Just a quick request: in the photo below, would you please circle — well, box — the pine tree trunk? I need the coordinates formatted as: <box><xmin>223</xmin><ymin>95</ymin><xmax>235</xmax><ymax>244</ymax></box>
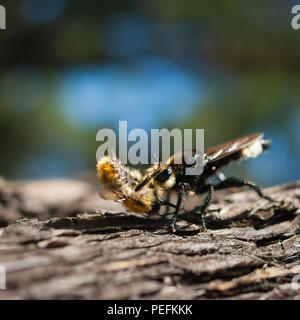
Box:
<box><xmin>0</xmin><ymin>178</ymin><xmax>299</xmax><ymax>299</ymax></box>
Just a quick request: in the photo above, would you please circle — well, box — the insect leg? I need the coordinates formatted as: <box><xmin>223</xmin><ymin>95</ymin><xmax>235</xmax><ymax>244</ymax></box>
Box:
<box><xmin>213</xmin><ymin>177</ymin><xmax>280</xmax><ymax>203</ymax></box>
<box><xmin>159</xmin><ymin>199</ymin><xmax>176</xmax><ymax>209</ymax></box>
<box><xmin>193</xmin><ymin>185</ymin><xmax>214</xmax><ymax>231</ymax></box>
<box><xmin>157</xmin><ymin>198</ymin><xmax>176</xmax><ymax>217</ymax></box>
<box><xmin>164</xmin><ymin>191</ymin><xmax>172</xmax><ymax>214</ymax></box>
<box><xmin>170</xmin><ymin>185</ymin><xmax>186</xmax><ymax>232</ymax></box>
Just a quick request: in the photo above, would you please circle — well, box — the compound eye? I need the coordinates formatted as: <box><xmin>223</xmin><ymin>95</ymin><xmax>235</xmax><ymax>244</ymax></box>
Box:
<box><xmin>156</xmin><ymin>167</ymin><xmax>173</xmax><ymax>183</ymax></box>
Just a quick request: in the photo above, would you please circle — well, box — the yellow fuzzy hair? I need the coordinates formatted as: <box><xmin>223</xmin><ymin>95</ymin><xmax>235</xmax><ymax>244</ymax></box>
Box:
<box><xmin>97</xmin><ymin>155</ymin><xmax>118</xmax><ymax>186</ymax></box>
<box><xmin>97</xmin><ymin>155</ymin><xmax>156</xmax><ymax>213</ymax></box>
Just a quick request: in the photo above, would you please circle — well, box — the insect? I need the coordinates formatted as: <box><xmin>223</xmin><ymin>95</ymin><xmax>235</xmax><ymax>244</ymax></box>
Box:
<box><xmin>97</xmin><ymin>132</ymin><xmax>281</xmax><ymax>232</ymax></box>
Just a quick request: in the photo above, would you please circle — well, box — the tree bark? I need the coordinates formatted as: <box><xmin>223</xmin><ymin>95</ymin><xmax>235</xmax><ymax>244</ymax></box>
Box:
<box><xmin>0</xmin><ymin>178</ymin><xmax>299</xmax><ymax>299</ymax></box>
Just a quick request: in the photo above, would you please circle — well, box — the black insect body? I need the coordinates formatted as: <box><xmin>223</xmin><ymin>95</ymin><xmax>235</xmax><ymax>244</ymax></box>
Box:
<box><xmin>136</xmin><ymin>132</ymin><xmax>280</xmax><ymax>232</ymax></box>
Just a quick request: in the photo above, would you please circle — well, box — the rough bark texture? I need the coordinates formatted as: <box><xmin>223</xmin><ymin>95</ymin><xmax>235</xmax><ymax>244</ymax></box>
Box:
<box><xmin>0</xmin><ymin>177</ymin><xmax>300</xmax><ymax>300</ymax></box>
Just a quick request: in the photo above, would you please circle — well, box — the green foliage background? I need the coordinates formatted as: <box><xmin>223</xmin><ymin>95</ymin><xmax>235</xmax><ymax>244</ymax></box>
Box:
<box><xmin>0</xmin><ymin>0</ymin><xmax>299</xmax><ymax>186</ymax></box>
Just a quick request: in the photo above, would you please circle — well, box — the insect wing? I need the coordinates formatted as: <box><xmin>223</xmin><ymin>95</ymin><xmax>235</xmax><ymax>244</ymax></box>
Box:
<box><xmin>204</xmin><ymin>132</ymin><xmax>266</xmax><ymax>163</ymax></box>
<box><xmin>98</xmin><ymin>186</ymin><xmax>121</xmax><ymax>201</ymax></box>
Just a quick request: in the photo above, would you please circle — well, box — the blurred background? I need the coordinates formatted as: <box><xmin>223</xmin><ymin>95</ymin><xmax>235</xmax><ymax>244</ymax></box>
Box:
<box><xmin>0</xmin><ymin>0</ymin><xmax>299</xmax><ymax>186</ymax></box>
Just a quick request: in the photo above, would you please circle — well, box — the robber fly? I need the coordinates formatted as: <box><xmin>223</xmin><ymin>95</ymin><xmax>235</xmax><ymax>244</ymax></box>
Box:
<box><xmin>97</xmin><ymin>132</ymin><xmax>280</xmax><ymax>232</ymax></box>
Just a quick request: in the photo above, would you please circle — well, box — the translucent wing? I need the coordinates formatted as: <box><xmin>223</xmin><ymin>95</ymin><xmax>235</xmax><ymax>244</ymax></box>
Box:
<box><xmin>98</xmin><ymin>186</ymin><xmax>122</xmax><ymax>201</ymax></box>
<box><xmin>204</xmin><ymin>132</ymin><xmax>270</xmax><ymax>164</ymax></box>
